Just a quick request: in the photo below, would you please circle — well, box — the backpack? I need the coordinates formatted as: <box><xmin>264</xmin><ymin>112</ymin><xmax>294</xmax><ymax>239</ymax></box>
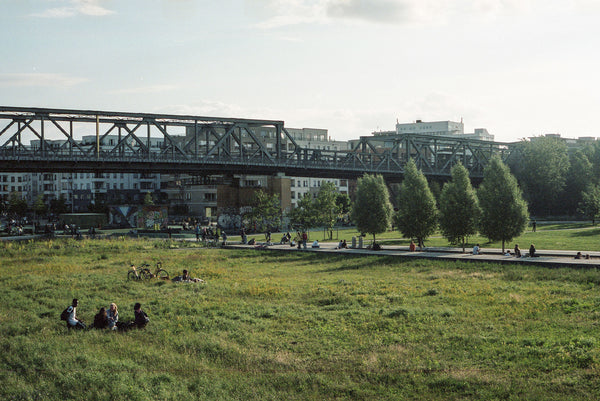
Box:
<box><xmin>60</xmin><ymin>307</ymin><xmax>70</xmax><ymax>321</ymax></box>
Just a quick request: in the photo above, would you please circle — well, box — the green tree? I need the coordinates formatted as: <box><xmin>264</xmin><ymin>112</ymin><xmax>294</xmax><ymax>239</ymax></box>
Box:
<box><xmin>244</xmin><ymin>190</ymin><xmax>281</xmax><ymax>232</ymax></box>
<box><xmin>511</xmin><ymin>136</ymin><xmax>569</xmax><ymax>215</ymax></box>
<box><xmin>438</xmin><ymin>162</ymin><xmax>480</xmax><ymax>252</ymax></box>
<box><xmin>315</xmin><ymin>182</ymin><xmax>341</xmax><ymax>239</ymax></box>
<box><xmin>558</xmin><ymin>150</ymin><xmax>593</xmax><ymax>215</ymax></box>
<box><xmin>335</xmin><ymin>192</ymin><xmax>351</xmax><ymax>215</ymax></box>
<box><xmin>143</xmin><ymin>192</ymin><xmax>155</xmax><ymax>205</ymax></box>
<box><xmin>7</xmin><ymin>192</ymin><xmax>28</xmax><ymax>217</ymax></box>
<box><xmin>49</xmin><ymin>194</ymin><xmax>69</xmax><ymax>215</ymax></box>
<box><xmin>351</xmin><ymin>174</ymin><xmax>393</xmax><ymax>245</ymax></box>
<box><xmin>33</xmin><ymin>195</ymin><xmax>47</xmax><ymax>218</ymax></box>
<box><xmin>394</xmin><ymin>159</ymin><xmax>438</xmax><ymax>248</ymax></box>
<box><xmin>288</xmin><ymin>193</ymin><xmax>318</xmax><ymax>231</ymax></box>
<box><xmin>578</xmin><ymin>184</ymin><xmax>600</xmax><ymax>225</ymax></box>
<box><xmin>478</xmin><ymin>155</ymin><xmax>529</xmax><ymax>253</ymax></box>
<box><xmin>88</xmin><ymin>198</ymin><xmax>109</xmax><ymax>215</ymax></box>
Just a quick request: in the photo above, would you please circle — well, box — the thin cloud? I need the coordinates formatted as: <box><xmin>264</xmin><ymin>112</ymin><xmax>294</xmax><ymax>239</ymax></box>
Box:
<box><xmin>253</xmin><ymin>0</ymin><xmax>543</xmax><ymax>28</ymax></box>
<box><xmin>0</xmin><ymin>73</ymin><xmax>88</xmax><ymax>87</ymax></box>
<box><xmin>110</xmin><ymin>85</ymin><xmax>180</xmax><ymax>95</ymax></box>
<box><xmin>31</xmin><ymin>0</ymin><xmax>115</xmax><ymax>18</ymax></box>
<box><xmin>326</xmin><ymin>0</ymin><xmax>414</xmax><ymax>24</ymax></box>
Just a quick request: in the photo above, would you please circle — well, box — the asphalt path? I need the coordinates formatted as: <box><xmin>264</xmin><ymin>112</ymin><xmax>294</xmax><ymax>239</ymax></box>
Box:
<box><xmin>226</xmin><ymin>241</ymin><xmax>600</xmax><ymax>268</ymax></box>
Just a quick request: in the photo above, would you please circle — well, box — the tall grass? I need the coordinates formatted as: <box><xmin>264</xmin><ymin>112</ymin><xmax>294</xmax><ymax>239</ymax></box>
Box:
<box><xmin>1</xmin><ymin>238</ymin><xmax>600</xmax><ymax>400</ymax></box>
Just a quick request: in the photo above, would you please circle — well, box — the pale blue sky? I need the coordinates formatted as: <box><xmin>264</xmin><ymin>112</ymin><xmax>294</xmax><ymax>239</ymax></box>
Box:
<box><xmin>1</xmin><ymin>0</ymin><xmax>599</xmax><ymax>142</ymax></box>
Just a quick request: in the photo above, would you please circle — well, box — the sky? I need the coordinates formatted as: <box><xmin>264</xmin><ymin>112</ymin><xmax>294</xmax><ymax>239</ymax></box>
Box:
<box><xmin>1</xmin><ymin>0</ymin><xmax>600</xmax><ymax>143</ymax></box>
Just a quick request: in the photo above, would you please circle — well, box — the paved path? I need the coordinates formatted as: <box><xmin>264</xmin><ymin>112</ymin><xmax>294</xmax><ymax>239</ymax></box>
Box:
<box><xmin>225</xmin><ymin>241</ymin><xmax>600</xmax><ymax>268</ymax></box>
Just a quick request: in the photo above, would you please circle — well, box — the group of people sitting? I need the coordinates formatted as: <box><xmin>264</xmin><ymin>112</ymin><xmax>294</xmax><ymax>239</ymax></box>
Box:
<box><xmin>336</xmin><ymin>239</ymin><xmax>348</xmax><ymax>249</ymax></box>
<box><xmin>62</xmin><ymin>299</ymin><xmax>149</xmax><ymax>331</ymax></box>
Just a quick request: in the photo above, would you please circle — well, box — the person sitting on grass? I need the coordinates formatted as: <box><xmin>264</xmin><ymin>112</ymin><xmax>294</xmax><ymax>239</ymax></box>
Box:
<box><xmin>312</xmin><ymin>240</ymin><xmax>320</xmax><ymax>248</ymax></box>
<box><xmin>514</xmin><ymin>244</ymin><xmax>522</xmax><ymax>257</ymax></box>
<box><xmin>529</xmin><ymin>244</ymin><xmax>537</xmax><ymax>257</ymax></box>
<box><xmin>132</xmin><ymin>303</ymin><xmax>149</xmax><ymax>329</ymax></box>
<box><xmin>92</xmin><ymin>307</ymin><xmax>108</xmax><ymax>329</ymax></box>
<box><xmin>65</xmin><ymin>298</ymin><xmax>86</xmax><ymax>330</ymax></box>
<box><xmin>472</xmin><ymin>244</ymin><xmax>480</xmax><ymax>255</ymax></box>
<box><xmin>409</xmin><ymin>240</ymin><xmax>416</xmax><ymax>252</ymax></box>
<box><xmin>107</xmin><ymin>303</ymin><xmax>118</xmax><ymax>330</ymax></box>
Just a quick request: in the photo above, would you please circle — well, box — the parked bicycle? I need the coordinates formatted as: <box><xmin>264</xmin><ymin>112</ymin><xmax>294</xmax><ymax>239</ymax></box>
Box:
<box><xmin>127</xmin><ymin>262</ymin><xmax>169</xmax><ymax>281</ymax></box>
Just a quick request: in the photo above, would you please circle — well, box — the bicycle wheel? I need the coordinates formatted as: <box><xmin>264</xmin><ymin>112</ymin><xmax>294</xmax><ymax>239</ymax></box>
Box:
<box><xmin>127</xmin><ymin>270</ymin><xmax>138</xmax><ymax>281</ymax></box>
<box><xmin>156</xmin><ymin>269</ymin><xmax>169</xmax><ymax>280</ymax></box>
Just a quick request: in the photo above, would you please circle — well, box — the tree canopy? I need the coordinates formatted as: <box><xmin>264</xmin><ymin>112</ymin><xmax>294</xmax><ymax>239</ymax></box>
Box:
<box><xmin>478</xmin><ymin>155</ymin><xmax>529</xmax><ymax>252</ymax></box>
<box><xmin>314</xmin><ymin>182</ymin><xmax>342</xmax><ymax>239</ymax></box>
<box><xmin>394</xmin><ymin>159</ymin><xmax>438</xmax><ymax>248</ymax></box>
<box><xmin>578</xmin><ymin>184</ymin><xmax>600</xmax><ymax>225</ymax></box>
<box><xmin>438</xmin><ymin>162</ymin><xmax>480</xmax><ymax>252</ymax></box>
<box><xmin>511</xmin><ymin>136</ymin><xmax>569</xmax><ymax>215</ymax></box>
<box><xmin>244</xmin><ymin>190</ymin><xmax>281</xmax><ymax>232</ymax></box>
<box><xmin>350</xmin><ymin>174</ymin><xmax>393</xmax><ymax>244</ymax></box>
<box><xmin>288</xmin><ymin>193</ymin><xmax>319</xmax><ymax>231</ymax></box>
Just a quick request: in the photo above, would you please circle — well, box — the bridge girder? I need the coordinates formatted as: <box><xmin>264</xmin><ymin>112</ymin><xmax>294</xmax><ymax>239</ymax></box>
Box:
<box><xmin>0</xmin><ymin>106</ymin><xmax>517</xmax><ymax>181</ymax></box>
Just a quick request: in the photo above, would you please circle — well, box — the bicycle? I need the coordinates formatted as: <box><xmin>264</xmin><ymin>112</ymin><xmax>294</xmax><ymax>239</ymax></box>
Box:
<box><xmin>127</xmin><ymin>264</ymin><xmax>151</xmax><ymax>281</ymax></box>
<box><xmin>127</xmin><ymin>262</ymin><xmax>169</xmax><ymax>281</ymax></box>
<box><xmin>146</xmin><ymin>262</ymin><xmax>169</xmax><ymax>280</ymax></box>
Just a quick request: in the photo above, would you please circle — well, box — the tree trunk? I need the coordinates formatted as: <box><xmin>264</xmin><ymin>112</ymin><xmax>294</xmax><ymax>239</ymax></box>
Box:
<box><xmin>502</xmin><ymin>239</ymin><xmax>505</xmax><ymax>254</ymax></box>
<box><xmin>462</xmin><ymin>237</ymin><xmax>465</xmax><ymax>253</ymax></box>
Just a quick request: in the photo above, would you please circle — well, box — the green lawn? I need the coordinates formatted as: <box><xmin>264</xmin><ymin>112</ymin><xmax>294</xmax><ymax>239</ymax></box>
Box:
<box><xmin>2</xmin><ymin>237</ymin><xmax>600</xmax><ymax>400</ymax></box>
<box><xmin>299</xmin><ymin>222</ymin><xmax>600</xmax><ymax>252</ymax></box>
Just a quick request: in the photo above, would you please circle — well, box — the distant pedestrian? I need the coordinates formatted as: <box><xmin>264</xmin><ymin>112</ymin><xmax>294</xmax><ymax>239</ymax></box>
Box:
<box><xmin>532</xmin><ymin>220</ymin><xmax>537</xmax><ymax>232</ymax></box>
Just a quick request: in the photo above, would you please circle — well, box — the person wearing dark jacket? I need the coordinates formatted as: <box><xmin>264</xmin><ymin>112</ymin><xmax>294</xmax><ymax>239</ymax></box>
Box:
<box><xmin>92</xmin><ymin>307</ymin><xmax>108</xmax><ymax>329</ymax></box>
<box><xmin>133</xmin><ymin>303</ymin><xmax>149</xmax><ymax>329</ymax></box>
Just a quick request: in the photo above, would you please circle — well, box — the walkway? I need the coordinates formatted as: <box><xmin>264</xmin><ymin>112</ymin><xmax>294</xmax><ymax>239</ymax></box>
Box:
<box><xmin>226</xmin><ymin>241</ymin><xmax>600</xmax><ymax>268</ymax></box>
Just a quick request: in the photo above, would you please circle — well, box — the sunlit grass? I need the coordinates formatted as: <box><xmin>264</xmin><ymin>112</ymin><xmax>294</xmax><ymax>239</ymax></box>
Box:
<box><xmin>1</xmin><ymin>238</ymin><xmax>600</xmax><ymax>400</ymax></box>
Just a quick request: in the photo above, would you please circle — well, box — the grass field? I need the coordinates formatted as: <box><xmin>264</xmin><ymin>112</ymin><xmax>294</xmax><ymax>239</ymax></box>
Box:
<box><xmin>2</xmin><ymin>237</ymin><xmax>600</xmax><ymax>400</ymax></box>
<box><xmin>287</xmin><ymin>222</ymin><xmax>600</xmax><ymax>252</ymax></box>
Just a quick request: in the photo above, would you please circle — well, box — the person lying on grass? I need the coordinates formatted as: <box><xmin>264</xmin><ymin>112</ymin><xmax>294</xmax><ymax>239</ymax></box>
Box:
<box><xmin>172</xmin><ymin>269</ymin><xmax>205</xmax><ymax>283</ymax></box>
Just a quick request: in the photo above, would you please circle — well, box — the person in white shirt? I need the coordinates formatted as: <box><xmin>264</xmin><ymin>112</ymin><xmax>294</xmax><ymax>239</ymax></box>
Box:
<box><xmin>66</xmin><ymin>299</ymin><xmax>86</xmax><ymax>329</ymax></box>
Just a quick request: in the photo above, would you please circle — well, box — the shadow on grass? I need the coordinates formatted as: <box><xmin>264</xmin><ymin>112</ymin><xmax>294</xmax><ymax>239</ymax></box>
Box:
<box><xmin>570</xmin><ymin>227</ymin><xmax>600</xmax><ymax>237</ymax></box>
<box><xmin>317</xmin><ymin>255</ymin><xmax>410</xmax><ymax>272</ymax></box>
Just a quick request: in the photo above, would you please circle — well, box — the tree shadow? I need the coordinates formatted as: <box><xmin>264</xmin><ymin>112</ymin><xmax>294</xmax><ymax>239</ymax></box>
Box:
<box><xmin>571</xmin><ymin>228</ymin><xmax>600</xmax><ymax>237</ymax></box>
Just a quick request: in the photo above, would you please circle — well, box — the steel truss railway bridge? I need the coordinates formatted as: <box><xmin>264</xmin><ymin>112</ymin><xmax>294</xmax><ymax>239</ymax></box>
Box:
<box><xmin>0</xmin><ymin>107</ymin><xmax>518</xmax><ymax>182</ymax></box>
